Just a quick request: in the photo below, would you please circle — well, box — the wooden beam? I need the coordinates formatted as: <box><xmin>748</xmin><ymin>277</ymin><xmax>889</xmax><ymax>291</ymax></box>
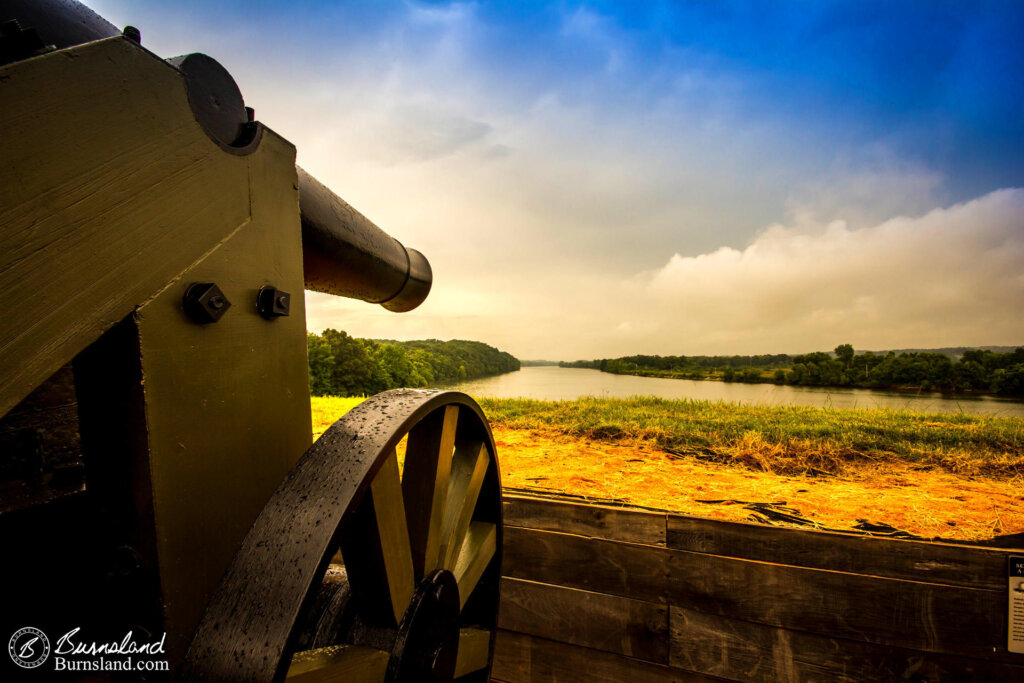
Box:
<box><xmin>668</xmin><ymin>513</ymin><xmax>1013</xmax><ymax>590</ymax></box>
<box><xmin>402</xmin><ymin>405</ymin><xmax>458</xmax><ymax>577</ymax></box>
<box><xmin>502</xmin><ymin>526</ymin><xmax>669</xmax><ymax>604</ymax></box>
<box><xmin>0</xmin><ymin>37</ymin><xmax>251</xmax><ymax>417</ymax></box>
<box><xmin>503</xmin><ymin>526</ymin><xmax>1016</xmax><ymax>661</ymax></box>
<box><xmin>499</xmin><ymin>578</ymin><xmax>668</xmax><ymax>663</ymax></box>
<box><xmin>670</xmin><ymin>606</ymin><xmax>1024</xmax><ymax>682</ymax></box>
<box><xmin>667</xmin><ymin>547</ymin><xmax>1014</xmax><ymax>661</ymax></box>
<box><xmin>503</xmin><ymin>495</ymin><xmax>666</xmax><ymax>546</ymax></box>
<box><xmin>491</xmin><ymin>631</ymin><xmax>722</xmax><ymax>683</ymax></box>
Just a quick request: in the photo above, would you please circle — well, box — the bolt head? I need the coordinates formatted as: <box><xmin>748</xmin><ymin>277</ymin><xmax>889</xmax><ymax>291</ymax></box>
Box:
<box><xmin>184</xmin><ymin>283</ymin><xmax>231</xmax><ymax>324</ymax></box>
<box><xmin>257</xmin><ymin>286</ymin><xmax>291</xmax><ymax>319</ymax></box>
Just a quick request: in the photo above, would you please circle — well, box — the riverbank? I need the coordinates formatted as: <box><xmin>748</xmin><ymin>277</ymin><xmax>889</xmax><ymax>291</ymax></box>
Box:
<box><xmin>478</xmin><ymin>396</ymin><xmax>1024</xmax><ymax>478</ymax></box>
<box><xmin>310</xmin><ymin>395</ymin><xmax>1024</xmax><ymax>541</ymax></box>
<box><xmin>440</xmin><ymin>366</ymin><xmax>1024</xmax><ymax>417</ymax></box>
<box><xmin>563</xmin><ymin>345</ymin><xmax>1024</xmax><ymax>398</ymax></box>
<box><xmin>598</xmin><ymin>366</ymin><xmax>1015</xmax><ymax>398</ymax></box>
<box><xmin>598</xmin><ymin>368</ymin><xmax>999</xmax><ymax>395</ymax></box>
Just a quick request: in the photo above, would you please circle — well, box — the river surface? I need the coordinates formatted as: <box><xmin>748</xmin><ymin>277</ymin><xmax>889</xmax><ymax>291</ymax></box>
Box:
<box><xmin>443</xmin><ymin>366</ymin><xmax>1024</xmax><ymax>417</ymax></box>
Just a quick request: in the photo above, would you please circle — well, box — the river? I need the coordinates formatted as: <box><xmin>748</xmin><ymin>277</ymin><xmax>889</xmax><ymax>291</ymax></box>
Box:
<box><xmin>443</xmin><ymin>366</ymin><xmax>1024</xmax><ymax>417</ymax></box>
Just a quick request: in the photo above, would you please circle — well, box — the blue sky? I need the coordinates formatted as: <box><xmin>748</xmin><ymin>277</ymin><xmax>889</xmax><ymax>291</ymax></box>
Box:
<box><xmin>90</xmin><ymin>1</ymin><xmax>1024</xmax><ymax>357</ymax></box>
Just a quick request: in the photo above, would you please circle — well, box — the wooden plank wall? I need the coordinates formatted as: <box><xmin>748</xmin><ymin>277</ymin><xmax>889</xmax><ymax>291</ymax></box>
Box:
<box><xmin>492</xmin><ymin>495</ymin><xmax>1024</xmax><ymax>682</ymax></box>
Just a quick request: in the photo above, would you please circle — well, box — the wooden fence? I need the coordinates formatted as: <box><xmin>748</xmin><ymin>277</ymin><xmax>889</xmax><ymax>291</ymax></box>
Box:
<box><xmin>490</xmin><ymin>494</ymin><xmax>1024</xmax><ymax>682</ymax></box>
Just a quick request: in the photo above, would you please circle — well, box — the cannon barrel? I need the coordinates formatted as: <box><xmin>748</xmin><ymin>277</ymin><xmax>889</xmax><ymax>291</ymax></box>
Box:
<box><xmin>298</xmin><ymin>167</ymin><xmax>432</xmax><ymax>312</ymax></box>
<box><xmin>1</xmin><ymin>0</ymin><xmax>432</xmax><ymax>314</ymax></box>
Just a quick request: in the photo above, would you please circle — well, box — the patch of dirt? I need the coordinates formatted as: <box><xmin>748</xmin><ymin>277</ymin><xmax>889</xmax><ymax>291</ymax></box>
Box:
<box><xmin>492</xmin><ymin>427</ymin><xmax>1024</xmax><ymax>542</ymax></box>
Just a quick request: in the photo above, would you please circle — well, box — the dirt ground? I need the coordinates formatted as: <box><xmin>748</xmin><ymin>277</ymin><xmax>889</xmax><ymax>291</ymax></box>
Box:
<box><xmin>491</xmin><ymin>426</ymin><xmax>1024</xmax><ymax>542</ymax></box>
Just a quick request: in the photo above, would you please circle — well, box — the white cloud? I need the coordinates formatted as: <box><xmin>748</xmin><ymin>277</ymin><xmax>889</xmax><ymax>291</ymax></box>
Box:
<box><xmin>307</xmin><ymin>187</ymin><xmax>1024</xmax><ymax>358</ymax></box>
<box><xmin>635</xmin><ymin>188</ymin><xmax>1024</xmax><ymax>354</ymax></box>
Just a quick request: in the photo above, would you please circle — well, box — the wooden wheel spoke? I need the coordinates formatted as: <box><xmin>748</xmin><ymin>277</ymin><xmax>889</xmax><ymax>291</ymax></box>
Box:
<box><xmin>453</xmin><ymin>521</ymin><xmax>497</xmax><ymax>609</ymax></box>
<box><xmin>402</xmin><ymin>404</ymin><xmax>459</xmax><ymax>577</ymax></box>
<box><xmin>341</xmin><ymin>450</ymin><xmax>415</xmax><ymax>626</ymax></box>
<box><xmin>438</xmin><ymin>441</ymin><xmax>490</xmax><ymax>571</ymax></box>
<box><xmin>453</xmin><ymin>627</ymin><xmax>492</xmax><ymax>678</ymax></box>
<box><xmin>181</xmin><ymin>391</ymin><xmax>500</xmax><ymax>681</ymax></box>
<box><xmin>286</xmin><ymin>644</ymin><xmax>389</xmax><ymax>682</ymax></box>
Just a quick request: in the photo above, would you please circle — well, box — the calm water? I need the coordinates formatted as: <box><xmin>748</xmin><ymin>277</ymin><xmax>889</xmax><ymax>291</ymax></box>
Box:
<box><xmin>444</xmin><ymin>366</ymin><xmax>1024</xmax><ymax>417</ymax></box>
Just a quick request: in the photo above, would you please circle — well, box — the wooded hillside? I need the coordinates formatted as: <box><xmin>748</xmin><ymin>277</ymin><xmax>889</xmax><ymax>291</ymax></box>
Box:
<box><xmin>307</xmin><ymin>329</ymin><xmax>520</xmax><ymax>396</ymax></box>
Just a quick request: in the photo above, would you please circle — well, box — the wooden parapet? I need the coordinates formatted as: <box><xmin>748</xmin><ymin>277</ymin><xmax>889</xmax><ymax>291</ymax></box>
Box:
<box><xmin>493</xmin><ymin>494</ymin><xmax>1024</xmax><ymax>682</ymax></box>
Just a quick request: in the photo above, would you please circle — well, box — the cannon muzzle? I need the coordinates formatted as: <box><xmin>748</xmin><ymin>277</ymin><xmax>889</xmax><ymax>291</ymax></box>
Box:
<box><xmin>298</xmin><ymin>168</ymin><xmax>432</xmax><ymax>313</ymax></box>
<box><xmin>0</xmin><ymin>0</ymin><xmax>432</xmax><ymax>314</ymax></box>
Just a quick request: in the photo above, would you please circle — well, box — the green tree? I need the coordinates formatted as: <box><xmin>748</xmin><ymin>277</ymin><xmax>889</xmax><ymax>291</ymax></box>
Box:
<box><xmin>322</xmin><ymin>329</ymin><xmax>376</xmax><ymax>396</ymax></box>
<box><xmin>307</xmin><ymin>332</ymin><xmax>335</xmax><ymax>395</ymax></box>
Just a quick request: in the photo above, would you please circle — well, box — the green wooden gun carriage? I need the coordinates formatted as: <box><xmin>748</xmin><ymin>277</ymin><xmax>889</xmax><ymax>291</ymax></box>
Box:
<box><xmin>0</xmin><ymin>2</ymin><xmax>501</xmax><ymax>680</ymax></box>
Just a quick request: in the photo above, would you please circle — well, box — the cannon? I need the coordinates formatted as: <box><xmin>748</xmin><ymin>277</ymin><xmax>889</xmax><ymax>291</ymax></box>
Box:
<box><xmin>0</xmin><ymin>1</ymin><xmax>502</xmax><ymax>680</ymax></box>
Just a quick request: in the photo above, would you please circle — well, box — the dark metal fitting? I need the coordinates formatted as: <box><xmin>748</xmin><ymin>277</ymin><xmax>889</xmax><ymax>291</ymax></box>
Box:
<box><xmin>0</xmin><ymin>19</ymin><xmax>53</xmax><ymax>65</ymax></box>
<box><xmin>257</xmin><ymin>286</ymin><xmax>291</xmax><ymax>319</ymax></box>
<box><xmin>245</xmin><ymin>106</ymin><xmax>255</xmax><ymax>122</ymax></box>
<box><xmin>109</xmin><ymin>545</ymin><xmax>144</xmax><ymax>579</ymax></box>
<box><xmin>183</xmin><ymin>282</ymin><xmax>231</xmax><ymax>324</ymax></box>
<box><xmin>122</xmin><ymin>25</ymin><xmax>141</xmax><ymax>44</ymax></box>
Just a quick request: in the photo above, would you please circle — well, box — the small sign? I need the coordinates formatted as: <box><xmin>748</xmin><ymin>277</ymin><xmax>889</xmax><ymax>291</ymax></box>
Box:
<box><xmin>1011</xmin><ymin>556</ymin><xmax>1024</xmax><ymax>654</ymax></box>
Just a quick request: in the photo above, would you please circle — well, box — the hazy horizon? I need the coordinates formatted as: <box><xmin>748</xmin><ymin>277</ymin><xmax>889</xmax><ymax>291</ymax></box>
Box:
<box><xmin>91</xmin><ymin>1</ymin><xmax>1024</xmax><ymax>359</ymax></box>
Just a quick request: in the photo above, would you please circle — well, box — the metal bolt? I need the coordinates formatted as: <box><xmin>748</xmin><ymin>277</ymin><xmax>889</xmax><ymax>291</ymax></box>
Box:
<box><xmin>183</xmin><ymin>283</ymin><xmax>231</xmax><ymax>324</ymax></box>
<box><xmin>257</xmin><ymin>285</ymin><xmax>291</xmax><ymax>319</ymax></box>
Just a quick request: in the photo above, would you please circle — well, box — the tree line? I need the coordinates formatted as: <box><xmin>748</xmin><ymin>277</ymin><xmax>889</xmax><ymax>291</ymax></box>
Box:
<box><xmin>307</xmin><ymin>330</ymin><xmax>520</xmax><ymax>396</ymax></box>
<box><xmin>561</xmin><ymin>345</ymin><xmax>1024</xmax><ymax>395</ymax></box>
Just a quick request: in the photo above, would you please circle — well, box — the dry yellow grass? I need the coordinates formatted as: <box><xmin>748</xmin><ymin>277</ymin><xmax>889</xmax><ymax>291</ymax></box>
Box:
<box><xmin>310</xmin><ymin>396</ymin><xmax>1024</xmax><ymax>541</ymax></box>
<box><xmin>494</xmin><ymin>427</ymin><xmax>1023</xmax><ymax>541</ymax></box>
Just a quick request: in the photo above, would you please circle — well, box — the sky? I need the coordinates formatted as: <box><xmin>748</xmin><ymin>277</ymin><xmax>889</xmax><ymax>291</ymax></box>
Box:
<box><xmin>90</xmin><ymin>0</ymin><xmax>1024</xmax><ymax>360</ymax></box>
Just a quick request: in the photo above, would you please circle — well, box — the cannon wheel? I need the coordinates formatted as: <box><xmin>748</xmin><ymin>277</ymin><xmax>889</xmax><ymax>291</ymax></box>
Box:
<box><xmin>180</xmin><ymin>389</ymin><xmax>502</xmax><ymax>682</ymax></box>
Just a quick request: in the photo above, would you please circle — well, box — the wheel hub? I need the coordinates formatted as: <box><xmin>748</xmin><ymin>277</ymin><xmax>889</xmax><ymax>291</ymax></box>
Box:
<box><xmin>388</xmin><ymin>569</ymin><xmax>460</xmax><ymax>682</ymax></box>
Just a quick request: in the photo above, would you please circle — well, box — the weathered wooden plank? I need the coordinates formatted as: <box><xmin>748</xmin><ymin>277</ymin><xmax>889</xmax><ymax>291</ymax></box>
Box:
<box><xmin>503</xmin><ymin>495</ymin><xmax>666</xmax><ymax>546</ymax></box>
<box><xmin>502</xmin><ymin>526</ymin><xmax>669</xmax><ymax>603</ymax></box>
<box><xmin>668</xmin><ymin>513</ymin><xmax>1012</xmax><ymax>590</ymax></box>
<box><xmin>667</xmin><ymin>548</ymin><xmax>1015</xmax><ymax>662</ymax></box>
<box><xmin>491</xmin><ymin>631</ymin><xmax>723</xmax><ymax>683</ymax></box>
<box><xmin>670</xmin><ymin>606</ymin><xmax>1024</xmax><ymax>683</ymax></box>
<box><xmin>502</xmin><ymin>526</ymin><xmax>1016</xmax><ymax>661</ymax></box>
<box><xmin>0</xmin><ymin>37</ymin><xmax>251</xmax><ymax>417</ymax></box>
<box><xmin>499</xmin><ymin>577</ymin><xmax>669</xmax><ymax>663</ymax></box>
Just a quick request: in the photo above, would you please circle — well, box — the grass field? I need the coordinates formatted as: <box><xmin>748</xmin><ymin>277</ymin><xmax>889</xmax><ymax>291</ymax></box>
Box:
<box><xmin>310</xmin><ymin>394</ymin><xmax>1024</xmax><ymax>539</ymax></box>
<box><xmin>476</xmin><ymin>396</ymin><xmax>1024</xmax><ymax>478</ymax></box>
<box><xmin>312</xmin><ymin>395</ymin><xmax>1024</xmax><ymax>477</ymax></box>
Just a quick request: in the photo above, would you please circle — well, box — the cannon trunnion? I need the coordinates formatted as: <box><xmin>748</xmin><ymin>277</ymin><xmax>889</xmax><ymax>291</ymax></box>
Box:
<box><xmin>0</xmin><ymin>2</ymin><xmax>500</xmax><ymax>680</ymax></box>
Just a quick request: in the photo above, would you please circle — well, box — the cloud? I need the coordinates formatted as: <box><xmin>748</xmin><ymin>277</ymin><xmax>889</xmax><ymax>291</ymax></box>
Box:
<box><xmin>307</xmin><ymin>187</ymin><xmax>1024</xmax><ymax>359</ymax></box>
<box><xmin>357</xmin><ymin>106</ymin><xmax>494</xmax><ymax>164</ymax></box>
<box><xmin>634</xmin><ymin>188</ymin><xmax>1024</xmax><ymax>353</ymax></box>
